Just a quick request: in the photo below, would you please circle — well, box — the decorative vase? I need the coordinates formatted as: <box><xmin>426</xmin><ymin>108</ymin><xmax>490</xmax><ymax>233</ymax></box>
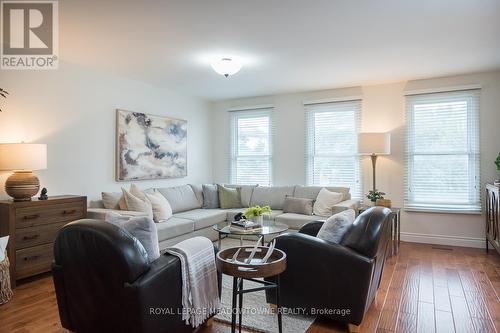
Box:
<box><xmin>250</xmin><ymin>215</ymin><xmax>264</xmax><ymax>226</ymax></box>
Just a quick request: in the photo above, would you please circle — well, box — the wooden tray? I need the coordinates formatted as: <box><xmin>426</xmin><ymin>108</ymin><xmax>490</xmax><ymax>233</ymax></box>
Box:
<box><xmin>216</xmin><ymin>246</ymin><xmax>286</xmax><ymax>279</ymax></box>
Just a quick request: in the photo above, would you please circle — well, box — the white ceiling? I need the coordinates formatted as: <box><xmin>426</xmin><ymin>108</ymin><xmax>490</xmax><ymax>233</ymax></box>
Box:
<box><xmin>61</xmin><ymin>0</ymin><xmax>500</xmax><ymax>101</ymax></box>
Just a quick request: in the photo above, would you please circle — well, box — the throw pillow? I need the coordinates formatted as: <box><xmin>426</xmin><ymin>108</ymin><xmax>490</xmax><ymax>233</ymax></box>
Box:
<box><xmin>202</xmin><ymin>184</ymin><xmax>219</xmax><ymax>209</ymax></box>
<box><xmin>121</xmin><ymin>187</ymin><xmax>154</xmax><ymax>219</ymax></box>
<box><xmin>145</xmin><ymin>190</ymin><xmax>173</xmax><ymax>222</ymax></box>
<box><xmin>282</xmin><ymin>196</ymin><xmax>314</xmax><ymax>215</ymax></box>
<box><xmin>218</xmin><ymin>185</ymin><xmax>241</xmax><ymax>209</ymax></box>
<box><xmin>130</xmin><ymin>183</ymin><xmax>147</xmax><ymax>201</ymax></box>
<box><xmin>101</xmin><ymin>192</ymin><xmax>122</xmax><ymax>209</ymax></box>
<box><xmin>313</xmin><ymin>188</ymin><xmax>344</xmax><ymax>216</ymax></box>
<box><xmin>317</xmin><ymin>209</ymin><xmax>356</xmax><ymax>244</ymax></box>
<box><xmin>105</xmin><ymin>212</ymin><xmax>160</xmax><ymax>262</ymax></box>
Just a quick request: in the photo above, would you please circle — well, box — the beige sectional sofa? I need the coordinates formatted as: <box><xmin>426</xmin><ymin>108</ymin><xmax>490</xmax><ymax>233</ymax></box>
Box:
<box><xmin>88</xmin><ymin>184</ymin><xmax>359</xmax><ymax>250</ymax></box>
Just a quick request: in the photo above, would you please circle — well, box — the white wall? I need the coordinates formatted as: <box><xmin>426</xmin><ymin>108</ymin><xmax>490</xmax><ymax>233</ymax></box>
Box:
<box><xmin>0</xmin><ymin>62</ymin><xmax>213</xmax><ymax>200</ymax></box>
<box><xmin>212</xmin><ymin>70</ymin><xmax>500</xmax><ymax>248</ymax></box>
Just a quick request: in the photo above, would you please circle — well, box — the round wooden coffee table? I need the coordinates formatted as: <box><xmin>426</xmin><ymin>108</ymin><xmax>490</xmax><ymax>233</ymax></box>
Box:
<box><xmin>216</xmin><ymin>246</ymin><xmax>287</xmax><ymax>333</ymax></box>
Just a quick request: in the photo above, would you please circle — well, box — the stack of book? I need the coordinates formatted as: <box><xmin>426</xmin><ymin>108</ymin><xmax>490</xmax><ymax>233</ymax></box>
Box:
<box><xmin>230</xmin><ymin>220</ymin><xmax>262</xmax><ymax>233</ymax></box>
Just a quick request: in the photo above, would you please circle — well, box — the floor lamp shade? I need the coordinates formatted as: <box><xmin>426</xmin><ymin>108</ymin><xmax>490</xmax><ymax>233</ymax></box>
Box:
<box><xmin>0</xmin><ymin>144</ymin><xmax>47</xmax><ymax>201</ymax></box>
<box><xmin>358</xmin><ymin>133</ymin><xmax>391</xmax><ymax>193</ymax></box>
<box><xmin>358</xmin><ymin>133</ymin><xmax>391</xmax><ymax>155</ymax></box>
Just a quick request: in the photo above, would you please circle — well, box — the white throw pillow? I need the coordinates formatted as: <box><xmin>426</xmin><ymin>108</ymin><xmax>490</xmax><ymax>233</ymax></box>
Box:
<box><xmin>145</xmin><ymin>190</ymin><xmax>173</xmax><ymax>222</ymax></box>
<box><xmin>105</xmin><ymin>212</ymin><xmax>160</xmax><ymax>262</ymax></box>
<box><xmin>317</xmin><ymin>209</ymin><xmax>356</xmax><ymax>243</ymax></box>
<box><xmin>313</xmin><ymin>188</ymin><xmax>344</xmax><ymax>216</ymax></box>
<box><xmin>130</xmin><ymin>183</ymin><xmax>147</xmax><ymax>201</ymax></box>
<box><xmin>121</xmin><ymin>187</ymin><xmax>154</xmax><ymax>219</ymax></box>
<box><xmin>101</xmin><ymin>192</ymin><xmax>122</xmax><ymax>209</ymax></box>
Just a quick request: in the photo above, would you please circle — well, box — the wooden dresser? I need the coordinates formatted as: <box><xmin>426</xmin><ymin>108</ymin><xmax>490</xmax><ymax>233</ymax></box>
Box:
<box><xmin>0</xmin><ymin>195</ymin><xmax>86</xmax><ymax>287</ymax></box>
<box><xmin>486</xmin><ymin>184</ymin><xmax>499</xmax><ymax>254</ymax></box>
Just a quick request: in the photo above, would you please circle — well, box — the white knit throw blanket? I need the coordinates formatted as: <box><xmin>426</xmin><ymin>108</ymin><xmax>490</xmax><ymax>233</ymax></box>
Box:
<box><xmin>166</xmin><ymin>237</ymin><xmax>220</xmax><ymax>328</ymax></box>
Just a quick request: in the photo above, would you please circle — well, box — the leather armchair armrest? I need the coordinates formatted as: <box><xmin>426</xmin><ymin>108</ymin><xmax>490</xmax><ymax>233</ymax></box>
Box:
<box><xmin>298</xmin><ymin>221</ymin><xmax>325</xmax><ymax>237</ymax></box>
<box><xmin>123</xmin><ymin>254</ymin><xmax>190</xmax><ymax>333</ymax></box>
<box><xmin>266</xmin><ymin>232</ymin><xmax>374</xmax><ymax>317</ymax></box>
<box><xmin>276</xmin><ymin>232</ymin><xmax>373</xmax><ymax>268</ymax></box>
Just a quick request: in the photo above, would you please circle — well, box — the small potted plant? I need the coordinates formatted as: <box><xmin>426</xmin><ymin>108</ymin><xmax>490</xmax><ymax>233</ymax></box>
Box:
<box><xmin>366</xmin><ymin>189</ymin><xmax>391</xmax><ymax>207</ymax></box>
<box><xmin>244</xmin><ymin>205</ymin><xmax>272</xmax><ymax>226</ymax></box>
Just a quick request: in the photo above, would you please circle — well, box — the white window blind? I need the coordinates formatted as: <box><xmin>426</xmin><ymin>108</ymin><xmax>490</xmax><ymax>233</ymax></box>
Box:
<box><xmin>230</xmin><ymin>108</ymin><xmax>273</xmax><ymax>185</ymax></box>
<box><xmin>305</xmin><ymin>100</ymin><xmax>362</xmax><ymax>198</ymax></box>
<box><xmin>405</xmin><ymin>89</ymin><xmax>481</xmax><ymax>213</ymax></box>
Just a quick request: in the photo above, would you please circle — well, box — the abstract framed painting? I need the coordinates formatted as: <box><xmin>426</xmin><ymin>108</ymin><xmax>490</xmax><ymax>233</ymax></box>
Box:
<box><xmin>116</xmin><ymin>109</ymin><xmax>187</xmax><ymax>181</ymax></box>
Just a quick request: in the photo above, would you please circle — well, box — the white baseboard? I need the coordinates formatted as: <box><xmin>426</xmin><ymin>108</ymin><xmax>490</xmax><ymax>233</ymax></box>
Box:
<box><xmin>400</xmin><ymin>232</ymin><xmax>485</xmax><ymax>249</ymax></box>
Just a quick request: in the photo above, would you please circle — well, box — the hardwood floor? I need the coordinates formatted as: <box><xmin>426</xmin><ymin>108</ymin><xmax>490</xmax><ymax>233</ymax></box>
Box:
<box><xmin>1</xmin><ymin>242</ymin><xmax>500</xmax><ymax>333</ymax></box>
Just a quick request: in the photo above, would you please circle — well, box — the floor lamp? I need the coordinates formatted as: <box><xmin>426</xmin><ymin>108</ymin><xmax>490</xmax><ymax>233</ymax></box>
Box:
<box><xmin>358</xmin><ymin>133</ymin><xmax>391</xmax><ymax>192</ymax></box>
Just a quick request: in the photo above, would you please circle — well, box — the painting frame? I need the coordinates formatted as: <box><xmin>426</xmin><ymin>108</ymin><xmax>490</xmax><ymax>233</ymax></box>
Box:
<box><xmin>115</xmin><ymin>109</ymin><xmax>188</xmax><ymax>181</ymax></box>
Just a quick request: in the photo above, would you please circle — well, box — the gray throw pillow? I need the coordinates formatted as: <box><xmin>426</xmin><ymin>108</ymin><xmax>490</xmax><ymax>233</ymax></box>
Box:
<box><xmin>202</xmin><ymin>184</ymin><xmax>219</xmax><ymax>209</ymax></box>
<box><xmin>282</xmin><ymin>196</ymin><xmax>314</xmax><ymax>215</ymax></box>
<box><xmin>105</xmin><ymin>212</ymin><xmax>160</xmax><ymax>263</ymax></box>
<box><xmin>316</xmin><ymin>209</ymin><xmax>356</xmax><ymax>244</ymax></box>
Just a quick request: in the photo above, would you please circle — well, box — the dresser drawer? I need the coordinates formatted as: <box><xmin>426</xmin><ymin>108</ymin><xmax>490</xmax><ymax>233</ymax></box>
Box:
<box><xmin>15</xmin><ymin>221</ymin><xmax>68</xmax><ymax>249</ymax></box>
<box><xmin>16</xmin><ymin>243</ymin><xmax>53</xmax><ymax>279</ymax></box>
<box><xmin>15</xmin><ymin>202</ymin><xmax>84</xmax><ymax>229</ymax></box>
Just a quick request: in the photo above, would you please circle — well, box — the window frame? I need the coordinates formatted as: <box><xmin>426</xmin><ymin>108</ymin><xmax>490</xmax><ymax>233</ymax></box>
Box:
<box><xmin>229</xmin><ymin>108</ymin><xmax>273</xmax><ymax>186</ymax></box>
<box><xmin>305</xmin><ymin>99</ymin><xmax>362</xmax><ymax>199</ymax></box>
<box><xmin>404</xmin><ymin>89</ymin><xmax>481</xmax><ymax>214</ymax></box>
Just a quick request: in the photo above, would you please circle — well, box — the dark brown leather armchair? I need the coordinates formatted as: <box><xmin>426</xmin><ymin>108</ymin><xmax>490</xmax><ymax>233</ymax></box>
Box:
<box><xmin>52</xmin><ymin>219</ymin><xmax>218</xmax><ymax>333</ymax></box>
<box><xmin>266</xmin><ymin>207</ymin><xmax>392</xmax><ymax>327</ymax></box>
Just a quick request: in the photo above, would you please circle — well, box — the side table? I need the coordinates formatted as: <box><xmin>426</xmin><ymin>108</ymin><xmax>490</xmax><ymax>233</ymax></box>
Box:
<box><xmin>359</xmin><ymin>206</ymin><xmax>400</xmax><ymax>256</ymax></box>
<box><xmin>216</xmin><ymin>246</ymin><xmax>287</xmax><ymax>333</ymax></box>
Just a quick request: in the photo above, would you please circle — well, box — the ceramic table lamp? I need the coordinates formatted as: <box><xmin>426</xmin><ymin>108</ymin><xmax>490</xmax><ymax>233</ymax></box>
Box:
<box><xmin>358</xmin><ymin>133</ymin><xmax>391</xmax><ymax>192</ymax></box>
<box><xmin>0</xmin><ymin>143</ymin><xmax>47</xmax><ymax>201</ymax></box>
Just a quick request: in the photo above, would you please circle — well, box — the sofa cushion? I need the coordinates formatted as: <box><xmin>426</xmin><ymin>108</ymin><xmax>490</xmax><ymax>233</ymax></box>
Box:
<box><xmin>155</xmin><ymin>217</ymin><xmax>195</xmax><ymax>242</ymax></box>
<box><xmin>157</xmin><ymin>185</ymin><xmax>201</xmax><ymax>213</ymax></box>
<box><xmin>283</xmin><ymin>197</ymin><xmax>314</xmax><ymax>215</ymax></box>
<box><xmin>317</xmin><ymin>209</ymin><xmax>356</xmax><ymax>244</ymax></box>
<box><xmin>173</xmin><ymin>209</ymin><xmax>227</xmax><ymax>230</ymax></box>
<box><xmin>189</xmin><ymin>184</ymin><xmax>204</xmax><ymax>207</ymax></box>
<box><xmin>202</xmin><ymin>184</ymin><xmax>219</xmax><ymax>209</ymax></box>
<box><xmin>275</xmin><ymin>213</ymin><xmax>326</xmax><ymax>230</ymax></box>
<box><xmin>218</xmin><ymin>185</ymin><xmax>242</xmax><ymax>209</ymax></box>
<box><xmin>250</xmin><ymin>186</ymin><xmax>295</xmax><ymax>210</ymax></box>
<box><xmin>294</xmin><ymin>186</ymin><xmax>351</xmax><ymax>201</ymax></box>
<box><xmin>225</xmin><ymin>184</ymin><xmax>258</xmax><ymax>207</ymax></box>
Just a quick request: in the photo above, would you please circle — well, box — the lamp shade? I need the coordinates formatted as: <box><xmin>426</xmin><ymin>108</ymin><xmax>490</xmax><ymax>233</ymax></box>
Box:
<box><xmin>0</xmin><ymin>143</ymin><xmax>47</xmax><ymax>171</ymax></box>
<box><xmin>358</xmin><ymin>133</ymin><xmax>391</xmax><ymax>155</ymax></box>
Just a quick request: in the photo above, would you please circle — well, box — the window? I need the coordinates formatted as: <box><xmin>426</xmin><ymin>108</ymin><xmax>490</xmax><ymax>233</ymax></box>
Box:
<box><xmin>305</xmin><ymin>100</ymin><xmax>362</xmax><ymax>198</ymax></box>
<box><xmin>405</xmin><ymin>89</ymin><xmax>480</xmax><ymax>212</ymax></box>
<box><xmin>230</xmin><ymin>108</ymin><xmax>273</xmax><ymax>185</ymax></box>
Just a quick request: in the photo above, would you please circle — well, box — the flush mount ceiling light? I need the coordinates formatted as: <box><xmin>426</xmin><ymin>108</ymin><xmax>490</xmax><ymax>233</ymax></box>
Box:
<box><xmin>211</xmin><ymin>58</ymin><xmax>242</xmax><ymax>77</ymax></box>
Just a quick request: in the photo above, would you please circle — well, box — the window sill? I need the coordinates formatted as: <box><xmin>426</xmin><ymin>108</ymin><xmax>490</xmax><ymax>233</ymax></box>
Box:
<box><xmin>404</xmin><ymin>206</ymin><xmax>482</xmax><ymax>215</ymax></box>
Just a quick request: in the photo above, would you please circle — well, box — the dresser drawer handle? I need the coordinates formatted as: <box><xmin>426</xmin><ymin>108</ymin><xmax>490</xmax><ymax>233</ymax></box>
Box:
<box><xmin>23</xmin><ymin>214</ymin><xmax>39</xmax><ymax>220</ymax></box>
<box><xmin>23</xmin><ymin>255</ymin><xmax>40</xmax><ymax>261</ymax></box>
<box><xmin>62</xmin><ymin>209</ymin><xmax>77</xmax><ymax>215</ymax></box>
<box><xmin>22</xmin><ymin>234</ymin><xmax>39</xmax><ymax>241</ymax></box>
